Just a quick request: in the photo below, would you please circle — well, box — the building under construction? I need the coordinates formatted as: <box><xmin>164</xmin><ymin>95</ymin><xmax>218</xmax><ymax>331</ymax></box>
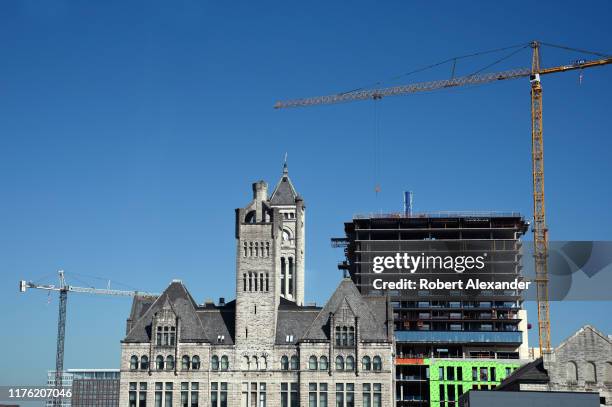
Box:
<box><xmin>333</xmin><ymin>211</ymin><xmax>532</xmax><ymax>407</ymax></box>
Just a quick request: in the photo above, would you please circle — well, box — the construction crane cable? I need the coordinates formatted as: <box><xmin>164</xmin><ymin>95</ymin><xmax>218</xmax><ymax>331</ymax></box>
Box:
<box><xmin>540</xmin><ymin>42</ymin><xmax>610</xmax><ymax>58</ymax></box>
<box><xmin>340</xmin><ymin>42</ymin><xmax>530</xmax><ymax>95</ymax></box>
<box><xmin>467</xmin><ymin>44</ymin><xmax>531</xmax><ymax>77</ymax></box>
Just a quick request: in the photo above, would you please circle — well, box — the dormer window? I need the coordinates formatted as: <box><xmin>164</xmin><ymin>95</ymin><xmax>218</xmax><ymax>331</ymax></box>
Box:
<box><xmin>335</xmin><ymin>326</ymin><xmax>355</xmax><ymax>346</ymax></box>
<box><xmin>285</xmin><ymin>335</ymin><xmax>294</xmax><ymax>343</ymax></box>
<box><xmin>217</xmin><ymin>335</ymin><xmax>225</xmax><ymax>343</ymax></box>
<box><xmin>155</xmin><ymin>325</ymin><xmax>176</xmax><ymax>346</ymax></box>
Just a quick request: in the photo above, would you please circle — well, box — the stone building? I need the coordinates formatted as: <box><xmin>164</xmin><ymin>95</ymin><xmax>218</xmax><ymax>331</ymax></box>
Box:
<box><xmin>497</xmin><ymin>325</ymin><xmax>612</xmax><ymax>405</ymax></box>
<box><xmin>119</xmin><ymin>165</ymin><xmax>395</xmax><ymax>407</ymax></box>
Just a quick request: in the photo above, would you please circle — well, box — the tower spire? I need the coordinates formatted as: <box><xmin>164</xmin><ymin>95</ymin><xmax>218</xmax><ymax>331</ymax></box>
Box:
<box><xmin>283</xmin><ymin>152</ymin><xmax>288</xmax><ymax>175</ymax></box>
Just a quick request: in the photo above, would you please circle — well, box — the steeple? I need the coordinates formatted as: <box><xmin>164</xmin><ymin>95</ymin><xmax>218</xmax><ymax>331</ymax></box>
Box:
<box><xmin>270</xmin><ymin>155</ymin><xmax>298</xmax><ymax>206</ymax></box>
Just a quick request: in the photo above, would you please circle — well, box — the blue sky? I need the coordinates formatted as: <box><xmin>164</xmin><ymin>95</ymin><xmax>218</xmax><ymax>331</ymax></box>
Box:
<box><xmin>1</xmin><ymin>0</ymin><xmax>611</xmax><ymax>386</ymax></box>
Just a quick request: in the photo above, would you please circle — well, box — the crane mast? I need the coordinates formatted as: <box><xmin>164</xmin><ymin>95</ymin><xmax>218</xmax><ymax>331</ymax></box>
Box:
<box><xmin>19</xmin><ymin>270</ymin><xmax>158</xmax><ymax>406</ymax></box>
<box><xmin>274</xmin><ymin>41</ymin><xmax>612</xmax><ymax>355</ymax></box>
<box><xmin>530</xmin><ymin>41</ymin><xmax>551</xmax><ymax>353</ymax></box>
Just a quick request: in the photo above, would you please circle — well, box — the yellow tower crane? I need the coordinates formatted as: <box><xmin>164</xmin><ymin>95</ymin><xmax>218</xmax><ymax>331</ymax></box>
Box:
<box><xmin>274</xmin><ymin>41</ymin><xmax>612</xmax><ymax>354</ymax></box>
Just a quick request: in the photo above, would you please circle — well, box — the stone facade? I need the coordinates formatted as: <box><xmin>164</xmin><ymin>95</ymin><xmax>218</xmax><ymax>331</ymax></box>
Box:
<box><xmin>544</xmin><ymin>325</ymin><xmax>612</xmax><ymax>404</ymax></box>
<box><xmin>119</xmin><ymin>165</ymin><xmax>395</xmax><ymax>407</ymax></box>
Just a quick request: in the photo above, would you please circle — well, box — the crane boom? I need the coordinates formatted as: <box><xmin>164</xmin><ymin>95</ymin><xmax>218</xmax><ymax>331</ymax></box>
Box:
<box><xmin>274</xmin><ymin>57</ymin><xmax>612</xmax><ymax>109</ymax></box>
<box><xmin>274</xmin><ymin>42</ymin><xmax>612</xmax><ymax>356</ymax></box>
<box><xmin>19</xmin><ymin>271</ymin><xmax>158</xmax><ymax>406</ymax></box>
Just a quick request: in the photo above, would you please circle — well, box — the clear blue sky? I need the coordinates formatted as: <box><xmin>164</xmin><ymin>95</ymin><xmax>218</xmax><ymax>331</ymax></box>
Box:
<box><xmin>1</xmin><ymin>0</ymin><xmax>611</xmax><ymax>386</ymax></box>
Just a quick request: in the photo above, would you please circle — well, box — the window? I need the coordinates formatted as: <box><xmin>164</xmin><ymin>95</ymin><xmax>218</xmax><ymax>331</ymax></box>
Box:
<box><xmin>346</xmin><ymin>383</ymin><xmax>354</xmax><ymax>407</ymax></box>
<box><xmin>170</xmin><ymin>326</ymin><xmax>176</xmax><ymax>345</ymax></box>
<box><xmin>491</xmin><ymin>367</ymin><xmax>496</xmax><ymax>382</ymax></box>
<box><xmin>320</xmin><ymin>383</ymin><xmax>328</xmax><ymax>407</ymax></box>
<box><xmin>362</xmin><ymin>356</ymin><xmax>371</xmax><ymax>371</ymax></box>
<box><xmin>566</xmin><ymin>361</ymin><xmax>578</xmax><ymax>381</ymax></box>
<box><xmin>336</xmin><ymin>383</ymin><xmax>344</xmax><ymax>407</ymax></box>
<box><xmin>335</xmin><ymin>326</ymin><xmax>341</xmax><ymax>346</ymax></box>
<box><xmin>165</xmin><ymin>383</ymin><xmax>173</xmax><ymax>407</ymax></box>
<box><xmin>342</xmin><ymin>327</ymin><xmax>348</xmax><ymax>346</ymax></box>
<box><xmin>156</xmin><ymin>327</ymin><xmax>162</xmax><ymax>345</ymax></box>
<box><xmin>309</xmin><ymin>356</ymin><xmax>318</xmax><ymax>370</ymax></box>
<box><xmin>281</xmin><ymin>383</ymin><xmax>289</xmax><ymax>407</ymax></box>
<box><xmin>348</xmin><ymin>327</ymin><xmax>355</xmax><ymax>346</ymax></box>
<box><xmin>155</xmin><ymin>382</ymin><xmax>162</xmax><ymax>407</ymax></box>
<box><xmin>309</xmin><ymin>383</ymin><xmax>317</xmax><ymax>407</ymax></box>
<box><xmin>182</xmin><ymin>355</ymin><xmax>190</xmax><ymax>370</ymax></box>
<box><xmin>191</xmin><ymin>382</ymin><xmax>199</xmax><ymax>407</ymax></box>
<box><xmin>181</xmin><ymin>382</ymin><xmax>189</xmax><ymax>407</ymax></box>
<box><xmin>362</xmin><ymin>384</ymin><xmax>380</xmax><ymax>407</ymax></box>
<box><xmin>319</xmin><ymin>356</ymin><xmax>328</xmax><ymax>371</ymax></box>
<box><xmin>130</xmin><ymin>355</ymin><xmax>139</xmax><ymax>370</ymax></box>
<box><xmin>211</xmin><ymin>382</ymin><xmax>228</xmax><ymax>407</ymax></box>
<box><xmin>221</xmin><ymin>355</ymin><xmax>229</xmax><ymax>371</ymax></box>
<box><xmin>439</xmin><ymin>385</ymin><xmax>445</xmax><ymax>402</ymax></box>
<box><xmin>372</xmin><ymin>356</ymin><xmax>382</xmax><ymax>371</ymax></box>
<box><xmin>156</xmin><ymin>355</ymin><xmax>164</xmax><ymax>370</ymax></box>
<box><xmin>457</xmin><ymin>366</ymin><xmax>463</xmax><ymax>380</ymax></box>
<box><xmin>336</xmin><ymin>356</ymin><xmax>344</xmax><ymax>371</ymax></box>
<box><xmin>290</xmin><ymin>355</ymin><xmax>299</xmax><ymax>370</ymax></box>
<box><xmin>346</xmin><ymin>356</ymin><xmax>355</xmax><ymax>371</ymax></box>
<box><xmin>129</xmin><ymin>382</ymin><xmax>137</xmax><ymax>407</ymax></box>
<box><xmin>362</xmin><ymin>384</ymin><xmax>371</xmax><ymax>407</ymax></box>
<box><xmin>281</xmin><ymin>356</ymin><xmax>289</xmax><ymax>370</ymax></box>
<box><xmin>211</xmin><ymin>355</ymin><xmax>219</xmax><ymax>371</ymax></box>
<box><xmin>447</xmin><ymin>366</ymin><xmax>454</xmax><ymax>380</ymax></box>
<box><xmin>192</xmin><ymin>355</ymin><xmax>200</xmax><ymax>370</ymax></box>
<box><xmin>480</xmin><ymin>367</ymin><xmax>488</xmax><ymax>381</ymax></box>
<box><xmin>166</xmin><ymin>355</ymin><xmax>175</xmax><ymax>370</ymax></box>
<box><xmin>141</xmin><ymin>355</ymin><xmax>149</xmax><ymax>370</ymax></box>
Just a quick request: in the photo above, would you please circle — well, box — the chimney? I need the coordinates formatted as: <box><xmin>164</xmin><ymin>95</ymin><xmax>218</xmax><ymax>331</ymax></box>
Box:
<box><xmin>252</xmin><ymin>181</ymin><xmax>268</xmax><ymax>201</ymax></box>
<box><xmin>219</xmin><ymin>297</ymin><xmax>225</xmax><ymax>306</ymax></box>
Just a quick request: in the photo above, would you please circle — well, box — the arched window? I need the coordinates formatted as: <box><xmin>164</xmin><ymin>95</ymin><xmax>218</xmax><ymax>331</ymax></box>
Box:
<box><xmin>319</xmin><ymin>356</ymin><xmax>328</xmax><ymax>371</ymax></box>
<box><xmin>607</xmin><ymin>362</ymin><xmax>612</xmax><ymax>383</ymax></box>
<box><xmin>281</xmin><ymin>356</ymin><xmax>289</xmax><ymax>370</ymax></box>
<box><xmin>253</xmin><ymin>356</ymin><xmax>259</xmax><ymax>370</ymax></box>
<box><xmin>266</xmin><ymin>242</ymin><xmax>270</xmax><ymax>257</ymax></box>
<box><xmin>130</xmin><ymin>355</ymin><xmax>138</xmax><ymax>370</ymax></box>
<box><xmin>309</xmin><ymin>356</ymin><xmax>318</xmax><ymax>370</ymax></box>
<box><xmin>243</xmin><ymin>242</ymin><xmax>247</xmax><ymax>257</ymax></box>
<box><xmin>221</xmin><ymin>355</ymin><xmax>229</xmax><ymax>371</ymax></box>
<box><xmin>181</xmin><ymin>355</ymin><xmax>190</xmax><ymax>370</ymax></box>
<box><xmin>336</xmin><ymin>356</ymin><xmax>344</xmax><ymax>371</ymax></box>
<box><xmin>140</xmin><ymin>355</ymin><xmax>149</xmax><ymax>370</ymax></box>
<box><xmin>244</xmin><ymin>356</ymin><xmax>250</xmax><ymax>370</ymax></box>
<box><xmin>346</xmin><ymin>356</ymin><xmax>355</xmax><ymax>371</ymax></box>
<box><xmin>255</xmin><ymin>242</ymin><xmax>259</xmax><ymax>257</ymax></box>
<box><xmin>362</xmin><ymin>356</ymin><xmax>371</xmax><ymax>371</ymax></box>
<box><xmin>290</xmin><ymin>355</ymin><xmax>299</xmax><ymax>370</ymax></box>
<box><xmin>245</xmin><ymin>211</ymin><xmax>256</xmax><ymax>224</ymax></box>
<box><xmin>567</xmin><ymin>361</ymin><xmax>578</xmax><ymax>381</ymax></box>
<box><xmin>156</xmin><ymin>355</ymin><xmax>164</xmax><ymax>370</ymax></box>
<box><xmin>211</xmin><ymin>355</ymin><xmax>219</xmax><ymax>371</ymax></box>
<box><xmin>191</xmin><ymin>355</ymin><xmax>200</xmax><ymax>370</ymax></box>
<box><xmin>585</xmin><ymin>362</ymin><xmax>597</xmax><ymax>383</ymax></box>
<box><xmin>348</xmin><ymin>326</ymin><xmax>355</xmax><ymax>345</ymax></box>
<box><xmin>373</xmin><ymin>356</ymin><xmax>382</xmax><ymax>371</ymax></box>
<box><xmin>261</xmin><ymin>356</ymin><xmax>267</xmax><ymax>370</ymax></box>
<box><xmin>166</xmin><ymin>355</ymin><xmax>174</xmax><ymax>370</ymax></box>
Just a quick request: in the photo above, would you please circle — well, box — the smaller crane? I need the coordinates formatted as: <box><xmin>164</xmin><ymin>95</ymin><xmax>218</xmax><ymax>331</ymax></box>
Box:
<box><xmin>19</xmin><ymin>270</ymin><xmax>158</xmax><ymax>406</ymax></box>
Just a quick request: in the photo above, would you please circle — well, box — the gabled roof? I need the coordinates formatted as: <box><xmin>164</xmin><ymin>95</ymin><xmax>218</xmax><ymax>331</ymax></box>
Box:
<box><xmin>124</xmin><ymin>281</ymin><xmax>208</xmax><ymax>343</ymax></box>
<box><xmin>270</xmin><ymin>165</ymin><xmax>298</xmax><ymax>206</ymax></box>
<box><xmin>496</xmin><ymin>357</ymin><xmax>549</xmax><ymax>391</ymax></box>
<box><xmin>302</xmin><ymin>278</ymin><xmax>389</xmax><ymax>342</ymax></box>
<box><xmin>555</xmin><ymin>324</ymin><xmax>612</xmax><ymax>352</ymax></box>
